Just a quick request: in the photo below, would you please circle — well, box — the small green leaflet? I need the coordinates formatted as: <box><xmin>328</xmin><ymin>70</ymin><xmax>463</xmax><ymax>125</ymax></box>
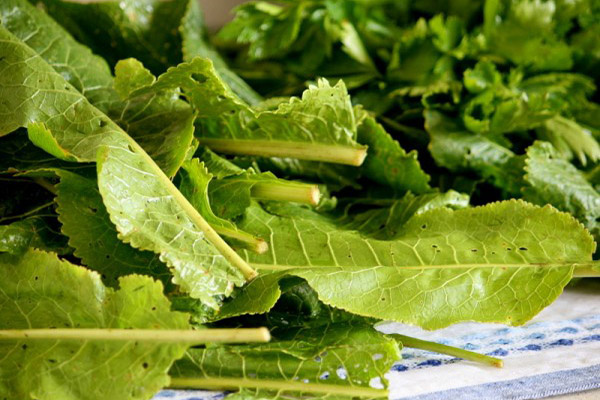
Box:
<box><xmin>0</xmin><ymin>249</ymin><xmax>190</xmax><ymax>400</ymax></box>
<box><xmin>523</xmin><ymin>141</ymin><xmax>600</xmax><ymax>242</ymax></box>
<box><xmin>425</xmin><ymin>110</ymin><xmax>524</xmax><ymax>196</ymax></box>
<box><xmin>337</xmin><ymin>190</ymin><xmax>469</xmax><ymax>239</ymax></box>
<box><xmin>356</xmin><ymin>113</ymin><xmax>430</xmax><ymax>194</ymax></box>
<box><xmin>178</xmin><ymin>158</ymin><xmax>268</xmax><ymax>253</ymax></box>
<box><xmin>196</xmin><ymin>148</ymin><xmax>320</xmax><ymax>220</ymax></box>
<box><xmin>223</xmin><ymin>200</ymin><xmax>594</xmax><ymax>329</ymax></box>
<box><xmin>111</xmin><ymin>58</ymin><xmax>196</xmax><ymax>177</ymax></box>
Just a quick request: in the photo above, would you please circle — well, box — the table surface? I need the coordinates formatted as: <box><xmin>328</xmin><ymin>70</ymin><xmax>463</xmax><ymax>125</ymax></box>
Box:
<box><xmin>155</xmin><ymin>280</ymin><xmax>600</xmax><ymax>400</ymax></box>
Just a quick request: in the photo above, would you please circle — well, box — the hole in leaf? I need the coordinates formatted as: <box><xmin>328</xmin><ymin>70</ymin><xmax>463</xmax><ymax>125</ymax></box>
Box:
<box><xmin>191</xmin><ymin>73</ymin><xmax>207</xmax><ymax>83</ymax></box>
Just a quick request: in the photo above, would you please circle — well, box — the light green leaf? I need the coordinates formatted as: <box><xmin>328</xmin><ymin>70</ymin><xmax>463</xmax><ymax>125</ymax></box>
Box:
<box><xmin>170</xmin><ymin>323</ymin><xmax>398</xmax><ymax>399</ymax></box>
<box><xmin>0</xmin><ymin>249</ymin><xmax>190</xmax><ymax>400</ymax></box>
<box><xmin>226</xmin><ymin>200</ymin><xmax>594</xmax><ymax>329</ymax></box>
<box><xmin>112</xmin><ymin>58</ymin><xmax>196</xmax><ymax>177</ymax></box>
<box><xmin>132</xmin><ymin>58</ymin><xmax>367</xmax><ymax>165</ymax></box>
<box><xmin>536</xmin><ymin>115</ymin><xmax>600</xmax><ymax>166</ymax></box>
<box><xmin>357</xmin><ymin>114</ymin><xmax>430</xmax><ymax>194</ymax></box>
<box><xmin>55</xmin><ymin>169</ymin><xmax>171</xmax><ymax>288</ymax></box>
<box><xmin>0</xmin><ymin>0</ymin><xmax>117</xmax><ymax>113</ymax></box>
<box><xmin>97</xmin><ymin>137</ymin><xmax>249</xmax><ymax>308</ymax></box>
<box><xmin>0</xmin><ymin>26</ymin><xmax>253</xmax><ymax>307</ymax></box>
<box><xmin>0</xmin><ymin>25</ymin><xmax>113</xmax><ymax>159</ymax></box>
<box><xmin>523</xmin><ymin>141</ymin><xmax>600</xmax><ymax>242</ymax></box>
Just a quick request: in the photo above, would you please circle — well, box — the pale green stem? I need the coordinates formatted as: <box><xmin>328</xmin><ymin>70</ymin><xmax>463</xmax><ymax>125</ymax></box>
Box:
<box><xmin>394</xmin><ymin>334</ymin><xmax>503</xmax><ymax>368</ymax></box>
<box><xmin>251</xmin><ymin>181</ymin><xmax>321</xmax><ymax>205</ymax></box>
<box><xmin>33</xmin><ymin>177</ymin><xmax>57</xmax><ymax>195</ymax></box>
<box><xmin>0</xmin><ymin>328</ymin><xmax>271</xmax><ymax>344</ymax></box>
<box><xmin>572</xmin><ymin>266</ymin><xmax>600</xmax><ymax>278</ymax></box>
<box><xmin>0</xmin><ymin>201</ymin><xmax>55</xmax><ymax>223</ymax></box>
<box><xmin>125</xmin><ymin>138</ymin><xmax>257</xmax><ymax>280</ymax></box>
<box><xmin>198</xmin><ymin>138</ymin><xmax>368</xmax><ymax>166</ymax></box>
<box><xmin>214</xmin><ymin>225</ymin><xmax>268</xmax><ymax>254</ymax></box>
<box><xmin>169</xmin><ymin>377</ymin><xmax>388</xmax><ymax>398</ymax></box>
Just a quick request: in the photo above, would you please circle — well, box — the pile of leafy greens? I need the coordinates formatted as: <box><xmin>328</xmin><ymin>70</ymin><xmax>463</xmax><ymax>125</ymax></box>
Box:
<box><xmin>0</xmin><ymin>0</ymin><xmax>599</xmax><ymax>399</ymax></box>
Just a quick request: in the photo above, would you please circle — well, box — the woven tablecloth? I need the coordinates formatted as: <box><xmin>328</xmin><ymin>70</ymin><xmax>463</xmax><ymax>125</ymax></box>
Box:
<box><xmin>155</xmin><ymin>280</ymin><xmax>600</xmax><ymax>400</ymax></box>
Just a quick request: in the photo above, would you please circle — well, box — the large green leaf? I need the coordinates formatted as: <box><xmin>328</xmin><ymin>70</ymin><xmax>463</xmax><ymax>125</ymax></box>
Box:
<box><xmin>222</xmin><ymin>200</ymin><xmax>594</xmax><ymax>329</ymax></box>
<box><xmin>130</xmin><ymin>58</ymin><xmax>367</xmax><ymax>165</ymax></box>
<box><xmin>171</xmin><ymin>322</ymin><xmax>398</xmax><ymax>399</ymax></box>
<box><xmin>37</xmin><ymin>0</ymin><xmax>188</xmax><ymax>74</ymax></box>
<box><xmin>523</xmin><ymin>141</ymin><xmax>600</xmax><ymax>242</ymax></box>
<box><xmin>0</xmin><ymin>26</ymin><xmax>252</xmax><ymax>307</ymax></box>
<box><xmin>1</xmin><ymin>0</ymin><xmax>117</xmax><ymax>113</ymax></box>
<box><xmin>39</xmin><ymin>0</ymin><xmax>262</xmax><ymax>104</ymax></box>
<box><xmin>0</xmin><ymin>249</ymin><xmax>189</xmax><ymax>400</ymax></box>
<box><xmin>178</xmin><ymin>0</ymin><xmax>262</xmax><ymax>105</ymax></box>
<box><xmin>2</xmin><ymin>1</ymin><xmax>195</xmax><ymax>177</ymax></box>
<box><xmin>55</xmin><ymin>169</ymin><xmax>171</xmax><ymax>288</ymax></box>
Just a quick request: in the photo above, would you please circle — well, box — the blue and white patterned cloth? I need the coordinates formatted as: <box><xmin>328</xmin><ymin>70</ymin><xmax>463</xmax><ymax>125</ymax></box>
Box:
<box><xmin>154</xmin><ymin>281</ymin><xmax>600</xmax><ymax>400</ymax></box>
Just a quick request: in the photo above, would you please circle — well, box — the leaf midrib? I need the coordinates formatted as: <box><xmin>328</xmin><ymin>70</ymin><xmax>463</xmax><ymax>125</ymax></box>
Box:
<box><xmin>250</xmin><ymin>262</ymin><xmax>595</xmax><ymax>271</ymax></box>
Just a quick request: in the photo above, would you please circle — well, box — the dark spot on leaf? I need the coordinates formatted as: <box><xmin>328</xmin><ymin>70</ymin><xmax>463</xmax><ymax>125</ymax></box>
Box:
<box><xmin>106</xmin><ymin>255</ymin><xmax>110</xmax><ymax>259</ymax></box>
<box><xmin>89</xmin><ymin>207</ymin><xmax>97</xmax><ymax>213</ymax></box>
<box><xmin>191</xmin><ymin>73</ymin><xmax>207</xmax><ymax>83</ymax></box>
<box><xmin>471</xmin><ymin>249</ymin><xmax>477</xmax><ymax>252</ymax></box>
<box><xmin>151</xmin><ymin>306</ymin><xmax>156</xmax><ymax>311</ymax></box>
<box><xmin>421</xmin><ymin>224</ymin><xmax>427</xmax><ymax>229</ymax></box>
<box><xmin>48</xmin><ymin>359</ymin><xmax>57</xmax><ymax>364</ymax></box>
<box><xmin>22</xmin><ymin>344</ymin><xmax>28</xmax><ymax>350</ymax></box>
<box><xmin>432</xmin><ymin>244</ymin><xmax>438</xmax><ymax>248</ymax></box>
<box><xmin>99</xmin><ymin>119</ymin><xmax>107</xmax><ymax>128</ymax></box>
<box><xmin>506</xmin><ymin>247</ymin><xmax>512</xmax><ymax>251</ymax></box>
<box><xmin>519</xmin><ymin>247</ymin><xmax>528</xmax><ymax>251</ymax></box>
<box><xmin>142</xmin><ymin>362</ymin><xmax>149</xmax><ymax>369</ymax></box>
<box><xmin>34</xmin><ymin>276</ymin><xmax>38</xmax><ymax>280</ymax></box>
